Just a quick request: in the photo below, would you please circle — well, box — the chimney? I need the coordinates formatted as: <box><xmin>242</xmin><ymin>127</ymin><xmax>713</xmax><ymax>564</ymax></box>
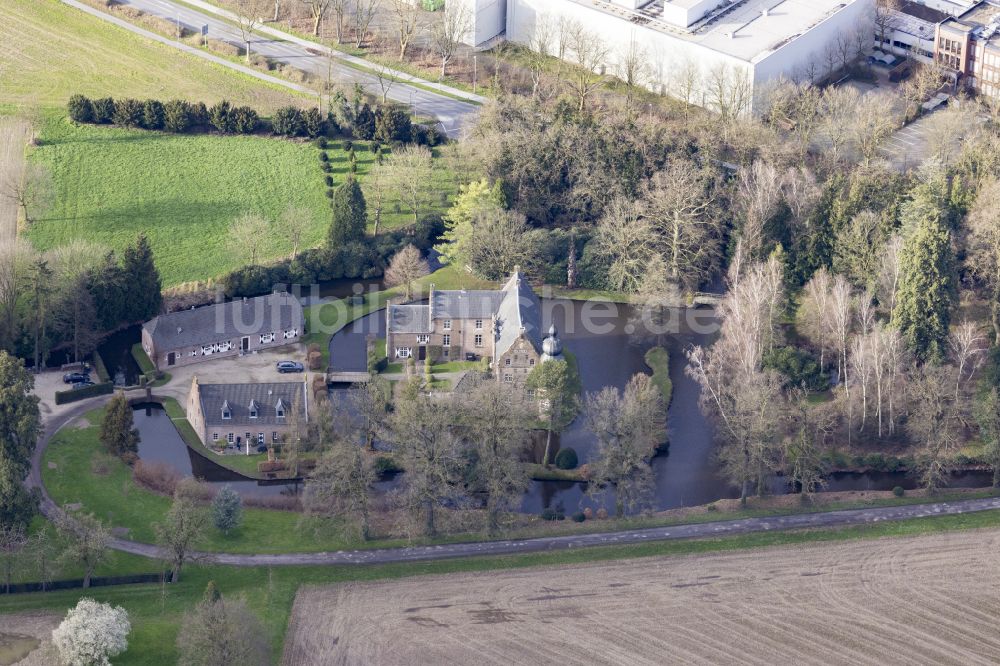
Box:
<box><xmin>762</xmin><ymin>7</ymin><xmax>769</xmax><ymax>17</ymax></box>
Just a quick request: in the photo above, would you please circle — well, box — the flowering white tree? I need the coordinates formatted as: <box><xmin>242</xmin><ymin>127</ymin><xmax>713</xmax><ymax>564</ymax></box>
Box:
<box><xmin>52</xmin><ymin>598</ymin><xmax>130</xmax><ymax>666</ymax></box>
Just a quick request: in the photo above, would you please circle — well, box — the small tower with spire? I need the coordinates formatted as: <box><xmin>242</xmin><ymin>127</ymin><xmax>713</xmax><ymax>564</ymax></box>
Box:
<box><xmin>540</xmin><ymin>325</ymin><xmax>565</xmax><ymax>363</ymax></box>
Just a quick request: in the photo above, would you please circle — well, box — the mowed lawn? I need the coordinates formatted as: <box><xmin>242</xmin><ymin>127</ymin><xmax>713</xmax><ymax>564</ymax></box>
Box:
<box><xmin>27</xmin><ymin>116</ymin><xmax>334</xmax><ymax>285</ymax></box>
<box><xmin>0</xmin><ymin>0</ymin><xmax>309</xmax><ymax>110</ymax></box>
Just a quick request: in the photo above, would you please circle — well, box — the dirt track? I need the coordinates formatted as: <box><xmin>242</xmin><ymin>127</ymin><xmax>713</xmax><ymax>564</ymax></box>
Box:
<box><xmin>0</xmin><ymin>117</ymin><xmax>30</xmax><ymax>241</ymax></box>
<box><xmin>284</xmin><ymin>529</ymin><xmax>1000</xmax><ymax>665</ymax></box>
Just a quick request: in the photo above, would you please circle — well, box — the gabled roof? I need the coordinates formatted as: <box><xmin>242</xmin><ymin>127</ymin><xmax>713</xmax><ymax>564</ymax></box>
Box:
<box><xmin>431</xmin><ymin>290</ymin><xmax>505</xmax><ymax>319</ymax></box>
<box><xmin>143</xmin><ymin>292</ymin><xmax>303</xmax><ymax>351</ymax></box>
<box><xmin>387</xmin><ymin>304</ymin><xmax>432</xmax><ymax>334</ymax></box>
<box><xmin>199</xmin><ymin>382</ymin><xmax>306</xmax><ymax>427</ymax></box>
<box><xmin>494</xmin><ymin>271</ymin><xmax>543</xmax><ymax>359</ymax></box>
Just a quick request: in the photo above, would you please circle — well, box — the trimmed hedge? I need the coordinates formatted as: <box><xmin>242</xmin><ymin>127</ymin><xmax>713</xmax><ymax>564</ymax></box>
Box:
<box><xmin>91</xmin><ymin>349</ymin><xmax>111</xmax><ymax>383</ymax></box>
<box><xmin>130</xmin><ymin>343</ymin><xmax>156</xmax><ymax>375</ymax></box>
<box><xmin>54</xmin><ymin>382</ymin><xmax>114</xmax><ymax>405</ymax></box>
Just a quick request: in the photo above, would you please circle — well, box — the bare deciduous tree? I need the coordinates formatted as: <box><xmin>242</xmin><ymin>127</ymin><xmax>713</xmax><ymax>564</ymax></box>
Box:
<box><xmin>352</xmin><ymin>0</ymin><xmax>379</xmax><ymax>47</ymax></box>
<box><xmin>154</xmin><ymin>478</ymin><xmax>208</xmax><ymax>583</ymax></box>
<box><xmin>874</xmin><ymin>0</ymin><xmax>902</xmax><ymax>51</ymax></box>
<box><xmin>948</xmin><ymin>320</ymin><xmax>986</xmax><ymax>399</ymax></box>
<box><xmin>562</xmin><ymin>20</ymin><xmax>610</xmax><ymax>112</ymax></box>
<box><xmin>279</xmin><ymin>205</ymin><xmax>311</xmax><ymax>260</ymax></box>
<box><xmin>300</xmin><ymin>0</ymin><xmax>333</xmax><ymax>36</ymax></box>
<box><xmin>593</xmin><ymin>197</ymin><xmax>654</xmax><ymax>294</ymax></box>
<box><xmin>386</xmin><ymin>0</ymin><xmax>421</xmax><ymax>59</ymax></box>
<box><xmin>735</xmin><ymin>160</ymin><xmax>782</xmax><ymax>260</ymax></box>
<box><xmin>907</xmin><ymin>365</ymin><xmax>962</xmax><ymax>493</ymax></box>
<box><xmin>461</xmin><ymin>382</ymin><xmax>531</xmax><ymax>535</ymax></box>
<box><xmin>383</xmin><ymin>144</ymin><xmax>432</xmax><ymax>223</ymax></box>
<box><xmin>427</xmin><ymin>3</ymin><xmax>471</xmax><ymax>79</ymax></box>
<box><xmin>852</xmin><ymin>91</ymin><xmax>901</xmax><ymax>165</ymax></box>
<box><xmin>586</xmin><ymin>374</ymin><xmax>664</xmax><ymax>516</ymax></box>
<box><xmin>233</xmin><ymin>0</ymin><xmax>271</xmax><ymax>61</ymax></box>
<box><xmin>56</xmin><ymin>511</ymin><xmax>110</xmax><ymax>589</ymax></box>
<box><xmin>384</xmin><ymin>244</ymin><xmax>429</xmax><ymax>300</ymax></box>
<box><xmin>227</xmin><ymin>212</ymin><xmax>272</xmax><ymax>266</ymax></box>
<box><xmin>1</xmin><ymin>162</ymin><xmax>52</xmax><ymax>226</ymax></box>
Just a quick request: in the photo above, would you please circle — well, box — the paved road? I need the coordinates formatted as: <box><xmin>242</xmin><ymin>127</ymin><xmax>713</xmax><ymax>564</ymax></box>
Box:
<box><xmin>29</xmin><ymin>397</ymin><xmax>1000</xmax><ymax>567</ymax></box>
<box><xmin>102</xmin><ymin>0</ymin><xmax>482</xmax><ymax>138</ymax></box>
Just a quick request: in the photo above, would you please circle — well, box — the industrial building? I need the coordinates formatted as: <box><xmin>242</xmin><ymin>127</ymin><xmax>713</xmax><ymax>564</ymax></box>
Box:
<box><xmin>455</xmin><ymin>0</ymin><xmax>876</xmax><ymax>112</ymax></box>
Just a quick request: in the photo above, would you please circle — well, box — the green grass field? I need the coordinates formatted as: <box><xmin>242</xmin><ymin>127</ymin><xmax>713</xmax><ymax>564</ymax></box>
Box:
<box><xmin>25</xmin><ymin>115</ymin><xmax>451</xmax><ymax>286</ymax></box>
<box><xmin>0</xmin><ymin>0</ymin><xmax>310</xmax><ymax>111</ymax></box>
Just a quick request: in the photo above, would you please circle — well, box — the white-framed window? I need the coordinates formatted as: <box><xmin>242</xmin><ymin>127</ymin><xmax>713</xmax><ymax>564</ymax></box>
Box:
<box><xmin>417</xmin><ymin>334</ymin><xmax>429</xmax><ymax>344</ymax></box>
<box><xmin>505</xmin><ymin>358</ymin><xmax>511</xmax><ymax>366</ymax></box>
<box><xmin>257</xmin><ymin>433</ymin><xmax>265</xmax><ymax>444</ymax></box>
<box><xmin>272</xmin><ymin>432</ymin><xmax>279</xmax><ymax>442</ymax></box>
<box><xmin>475</xmin><ymin>319</ymin><xmax>483</xmax><ymax>330</ymax></box>
<box><xmin>504</xmin><ymin>374</ymin><xmax>513</xmax><ymax>383</ymax></box>
<box><xmin>276</xmin><ymin>407</ymin><xmax>285</xmax><ymax>418</ymax></box>
<box><xmin>396</xmin><ymin>348</ymin><xmax>412</xmax><ymax>359</ymax></box>
<box><xmin>250</xmin><ymin>405</ymin><xmax>258</xmax><ymax>419</ymax></box>
<box><xmin>443</xmin><ymin>319</ymin><xmax>452</xmax><ymax>330</ymax></box>
<box><xmin>530</xmin><ymin>358</ymin><xmax>535</xmax><ymax>366</ymax></box>
<box><xmin>245</xmin><ymin>432</ymin><xmax>251</xmax><ymax>442</ymax></box>
<box><xmin>260</xmin><ymin>332</ymin><xmax>275</xmax><ymax>344</ymax></box>
<box><xmin>222</xmin><ymin>408</ymin><xmax>231</xmax><ymax>420</ymax></box>
<box><xmin>474</xmin><ymin>334</ymin><xmax>483</xmax><ymax>347</ymax></box>
<box><xmin>527</xmin><ymin>389</ymin><xmax>536</xmax><ymax>399</ymax></box>
<box><xmin>442</xmin><ymin>334</ymin><xmax>451</xmax><ymax>347</ymax></box>
<box><xmin>227</xmin><ymin>433</ymin><xmax>234</xmax><ymax>443</ymax></box>
<box><xmin>283</xmin><ymin>329</ymin><xmax>298</xmax><ymax>339</ymax></box>
<box><xmin>212</xmin><ymin>433</ymin><xmax>219</xmax><ymax>441</ymax></box>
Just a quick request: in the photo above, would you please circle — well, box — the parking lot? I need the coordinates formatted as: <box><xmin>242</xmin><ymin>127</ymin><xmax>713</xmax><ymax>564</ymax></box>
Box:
<box><xmin>880</xmin><ymin>110</ymin><xmax>937</xmax><ymax>170</ymax></box>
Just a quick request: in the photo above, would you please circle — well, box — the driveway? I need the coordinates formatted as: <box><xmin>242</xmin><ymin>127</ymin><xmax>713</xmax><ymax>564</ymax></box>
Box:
<box><xmin>154</xmin><ymin>342</ymin><xmax>310</xmax><ymax>404</ymax></box>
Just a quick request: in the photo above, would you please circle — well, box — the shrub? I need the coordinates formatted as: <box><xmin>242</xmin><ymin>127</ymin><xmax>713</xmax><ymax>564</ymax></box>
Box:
<box><xmin>596</xmin><ymin>507</ymin><xmax>608</xmax><ymax>519</ymax></box>
<box><xmin>893</xmin><ymin>486</ymin><xmax>905</xmax><ymax>497</ymax></box>
<box><xmin>706</xmin><ymin>502</ymin><xmax>718</xmax><ymax>512</ymax></box>
<box><xmin>353</xmin><ymin>103</ymin><xmax>376</xmax><ymax>140</ymax></box>
<box><xmin>112</xmin><ymin>98</ymin><xmax>144</xmax><ymax>127</ymax></box>
<box><xmin>52</xmin><ymin>599</ymin><xmax>131</xmax><ymax>666</ymax></box>
<box><xmin>231</xmin><ymin>106</ymin><xmax>259</xmax><ymax>134</ymax></box>
<box><xmin>54</xmin><ymin>382</ymin><xmax>113</xmax><ymax>405</ymax></box>
<box><xmin>571</xmin><ymin>511</ymin><xmax>586</xmax><ymax>523</ymax></box>
<box><xmin>303</xmin><ymin>107</ymin><xmax>325</xmax><ymax>138</ymax></box>
<box><xmin>209</xmin><ymin>100</ymin><xmax>234</xmax><ymax>133</ymax></box>
<box><xmin>271</xmin><ymin>106</ymin><xmax>305</xmax><ymax>137</ymax></box>
<box><xmin>190</xmin><ymin>101</ymin><xmax>210</xmax><ymax>127</ymax></box>
<box><xmin>375</xmin><ymin>105</ymin><xmax>412</xmax><ymax>144</ymax></box>
<box><xmin>92</xmin><ymin>97</ymin><xmax>116</xmax><ymax>123</ymax></box>
<box><xmin>342</xmin><ymin>139</ymin><xmax>353</xmax><ymax>152</ymax></box>
<box><xmin>211</xmin><ymin>485</ymin><xmax>243</xmax><ymax>534</ymax></box>
<box><xmin>374</xmin><ymin>456</ymin><xmax>403</xmax><ymax>476</ymax></box>
<box><xmin>133</xmin><ymin>460</ymin><xmax>182</xmax><ymax>495</ymax></box>
<box><xmin>141</xmin><ymin>99</ymin><xmax>165</xmax><ymax>130</ymax></box>
<box><xmin>541</xmin><ymin>508</ymin><xmax>559</xmax><ymax>521</ymax></box>
<box><xmin>67</xmin><ymin>94</ymin><xmax>95</xmax><ymax>123</ymax></box>
<box><xmin>325</xmin><ymin>188</ymin><xmax>335</xmax><ymax>199</ymax></box>
<box><xmin>554</xmin><ymin>447</ymin><xmax>578</xmax><ymax>470</ymax></box>
<box><xmin>325</xmin><ymin>175</ymin><xmax>334</xmax><ymax>187</ymax></box>
<box><xmin>318</xmin><ymin>151</ymin><xmax>329</xmax><ymax>162</ymax></box>
<box><xmin>762</xmin><ymin>345</ymin><xmax>829</xmax><ymax>391</ymax></box>
<box><xmin>307</xmin><ymin>350</ymin><xmax>323</xmax><ymax>370</ymax></box>
<box><xmin>321</xmin><ymin>162</ymin><xmax>332</xmax><ymax>173</ymax></box>
<box><xmin>162</xmin><ymin>99</ymin><xmax>192</xmax><ymax>132</ymax></box>
<box><xmin>314</xmin><ymin>136</ymin><xmax>328</xmax><ymax>149</ymax></box>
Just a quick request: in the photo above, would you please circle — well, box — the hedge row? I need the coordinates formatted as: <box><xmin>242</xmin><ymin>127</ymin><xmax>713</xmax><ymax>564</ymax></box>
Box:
<box><xmin>54</xmin><ymin>381</ymin><xmax>114</xmax><ymax>405</ymax></box>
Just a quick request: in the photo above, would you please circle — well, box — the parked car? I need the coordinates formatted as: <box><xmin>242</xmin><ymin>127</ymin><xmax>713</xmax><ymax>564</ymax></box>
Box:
<box><xmin>71</xmin><ymin>379</ymin><xmax>95</xmax><ymax>389</ymax></box>
<box><xmin>276</xmin><ymin>361</ymin><xmax>304</xmax><ymax>373</ymax></box>
<box><xmin>63</xmin><ymin>371</ymin><xmax>91</xmax><ymax>384</ymax></box>
<box><xmin>256</xmin><ymin>445</ymin><xmax>268</xmax><ymax>453</ymax></box>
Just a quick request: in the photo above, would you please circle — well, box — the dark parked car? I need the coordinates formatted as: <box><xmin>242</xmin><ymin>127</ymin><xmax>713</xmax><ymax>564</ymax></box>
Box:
<box><xmin>71</xmin><ymin>379</ymin><xmax>95</xmax><ymax>389</ymax></box>
<box><xmin>276</xmin><ymin>361</ymin><xmax>305</xmax><ymax>373</ymax></box>
<box><xmin>63</xmin><ymin>371</ymin><xmax>91</xmax><ymax>384</ymax></box>
<box><xmin>256</xmin><ymin>445</ymin><xmax>268</xmax><ymax>453</ymax></box>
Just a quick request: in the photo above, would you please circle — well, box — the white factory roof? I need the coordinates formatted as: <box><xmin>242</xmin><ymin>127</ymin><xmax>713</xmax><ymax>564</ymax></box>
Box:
<box><xmin>568</xmin><ymin>0</ymin><xmax>862</xmax><ymax>62</ymax></box>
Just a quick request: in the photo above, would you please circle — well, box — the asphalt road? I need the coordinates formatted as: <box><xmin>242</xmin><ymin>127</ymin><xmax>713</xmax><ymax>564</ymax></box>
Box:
<box><xmin>65</xmin><ymin>0</ymin><xmax>482</xmax><ymax>138</ymax></box>
<box><xmin>29</xmin><ymin>396</ymin><xmax>1000</xmax><ymax>568</ymax></box>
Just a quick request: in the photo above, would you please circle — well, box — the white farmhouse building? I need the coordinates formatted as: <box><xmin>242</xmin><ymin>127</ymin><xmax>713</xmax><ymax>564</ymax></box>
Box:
<box><xmin>455</xmin><ymin>0</ymin><xmax>876</xmax><ymax>112</ymax></box>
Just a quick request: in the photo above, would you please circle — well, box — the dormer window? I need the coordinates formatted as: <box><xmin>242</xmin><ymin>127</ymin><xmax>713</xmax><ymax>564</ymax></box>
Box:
<box><xmin>249</xmin><ymin>399</ymin><xmax>259</xmax><ymax>419</ymax></box>
<box><xmin>275</xmin><ymin>398</ymin><xmax>286</xmax><ymax>419</ymax></box>
<box><xmin>221</xmin><ymin>400</ymin><xmax>232</xmax><ymax>420</ymax></box>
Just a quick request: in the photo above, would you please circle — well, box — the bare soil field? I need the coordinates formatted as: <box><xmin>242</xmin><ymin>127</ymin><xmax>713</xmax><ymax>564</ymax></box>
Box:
<box><xmin>284</xmin><ymin>529</ymin><xmax>1000</xmax><ymax>665</ymax></box>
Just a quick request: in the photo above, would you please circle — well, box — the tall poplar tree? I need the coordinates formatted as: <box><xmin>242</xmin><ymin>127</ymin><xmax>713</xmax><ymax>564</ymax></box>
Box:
<box><xmin>121</xmin><ymin>234</ymin><xmax>162</xmax><ymax>322</ymax></box>
<box><xmin>100</xmin><ymin>392</ymin><xmax>139</xmax><ymax>459</ymax></box>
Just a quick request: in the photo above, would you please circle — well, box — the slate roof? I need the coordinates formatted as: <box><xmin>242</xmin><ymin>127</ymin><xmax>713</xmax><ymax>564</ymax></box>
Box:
<box><xmin>898</xmin><ymin>0</ymin><xmax>949</xmax><ymax>24</ymax></box>
<box><xmin>387</xmin><ymin>304</ymin><xmax>432</xmax><ymax>334</ymax></box>
<box><xmin>199</xmin><ymin>381</ymin><xmax>306</xmax><ymax>427</ymax></box>
<box><xmin>143</xmin><ymin>293</ymin><xmax>303</xmax><ymax>351</ymax></box>
<box><xmin>432</xmin><ymin>290</ymin><xmax>505</xmax><ymax>319</ymax></box>
<box><xmin>385</xmin><ymin>271</ymin><xmax>543</xmax><ymax>358</ymax></box>
<box><xmin>493</xmin><ymin>271</ymin><xmax>543</xmax><ymax>358</ymax></box>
